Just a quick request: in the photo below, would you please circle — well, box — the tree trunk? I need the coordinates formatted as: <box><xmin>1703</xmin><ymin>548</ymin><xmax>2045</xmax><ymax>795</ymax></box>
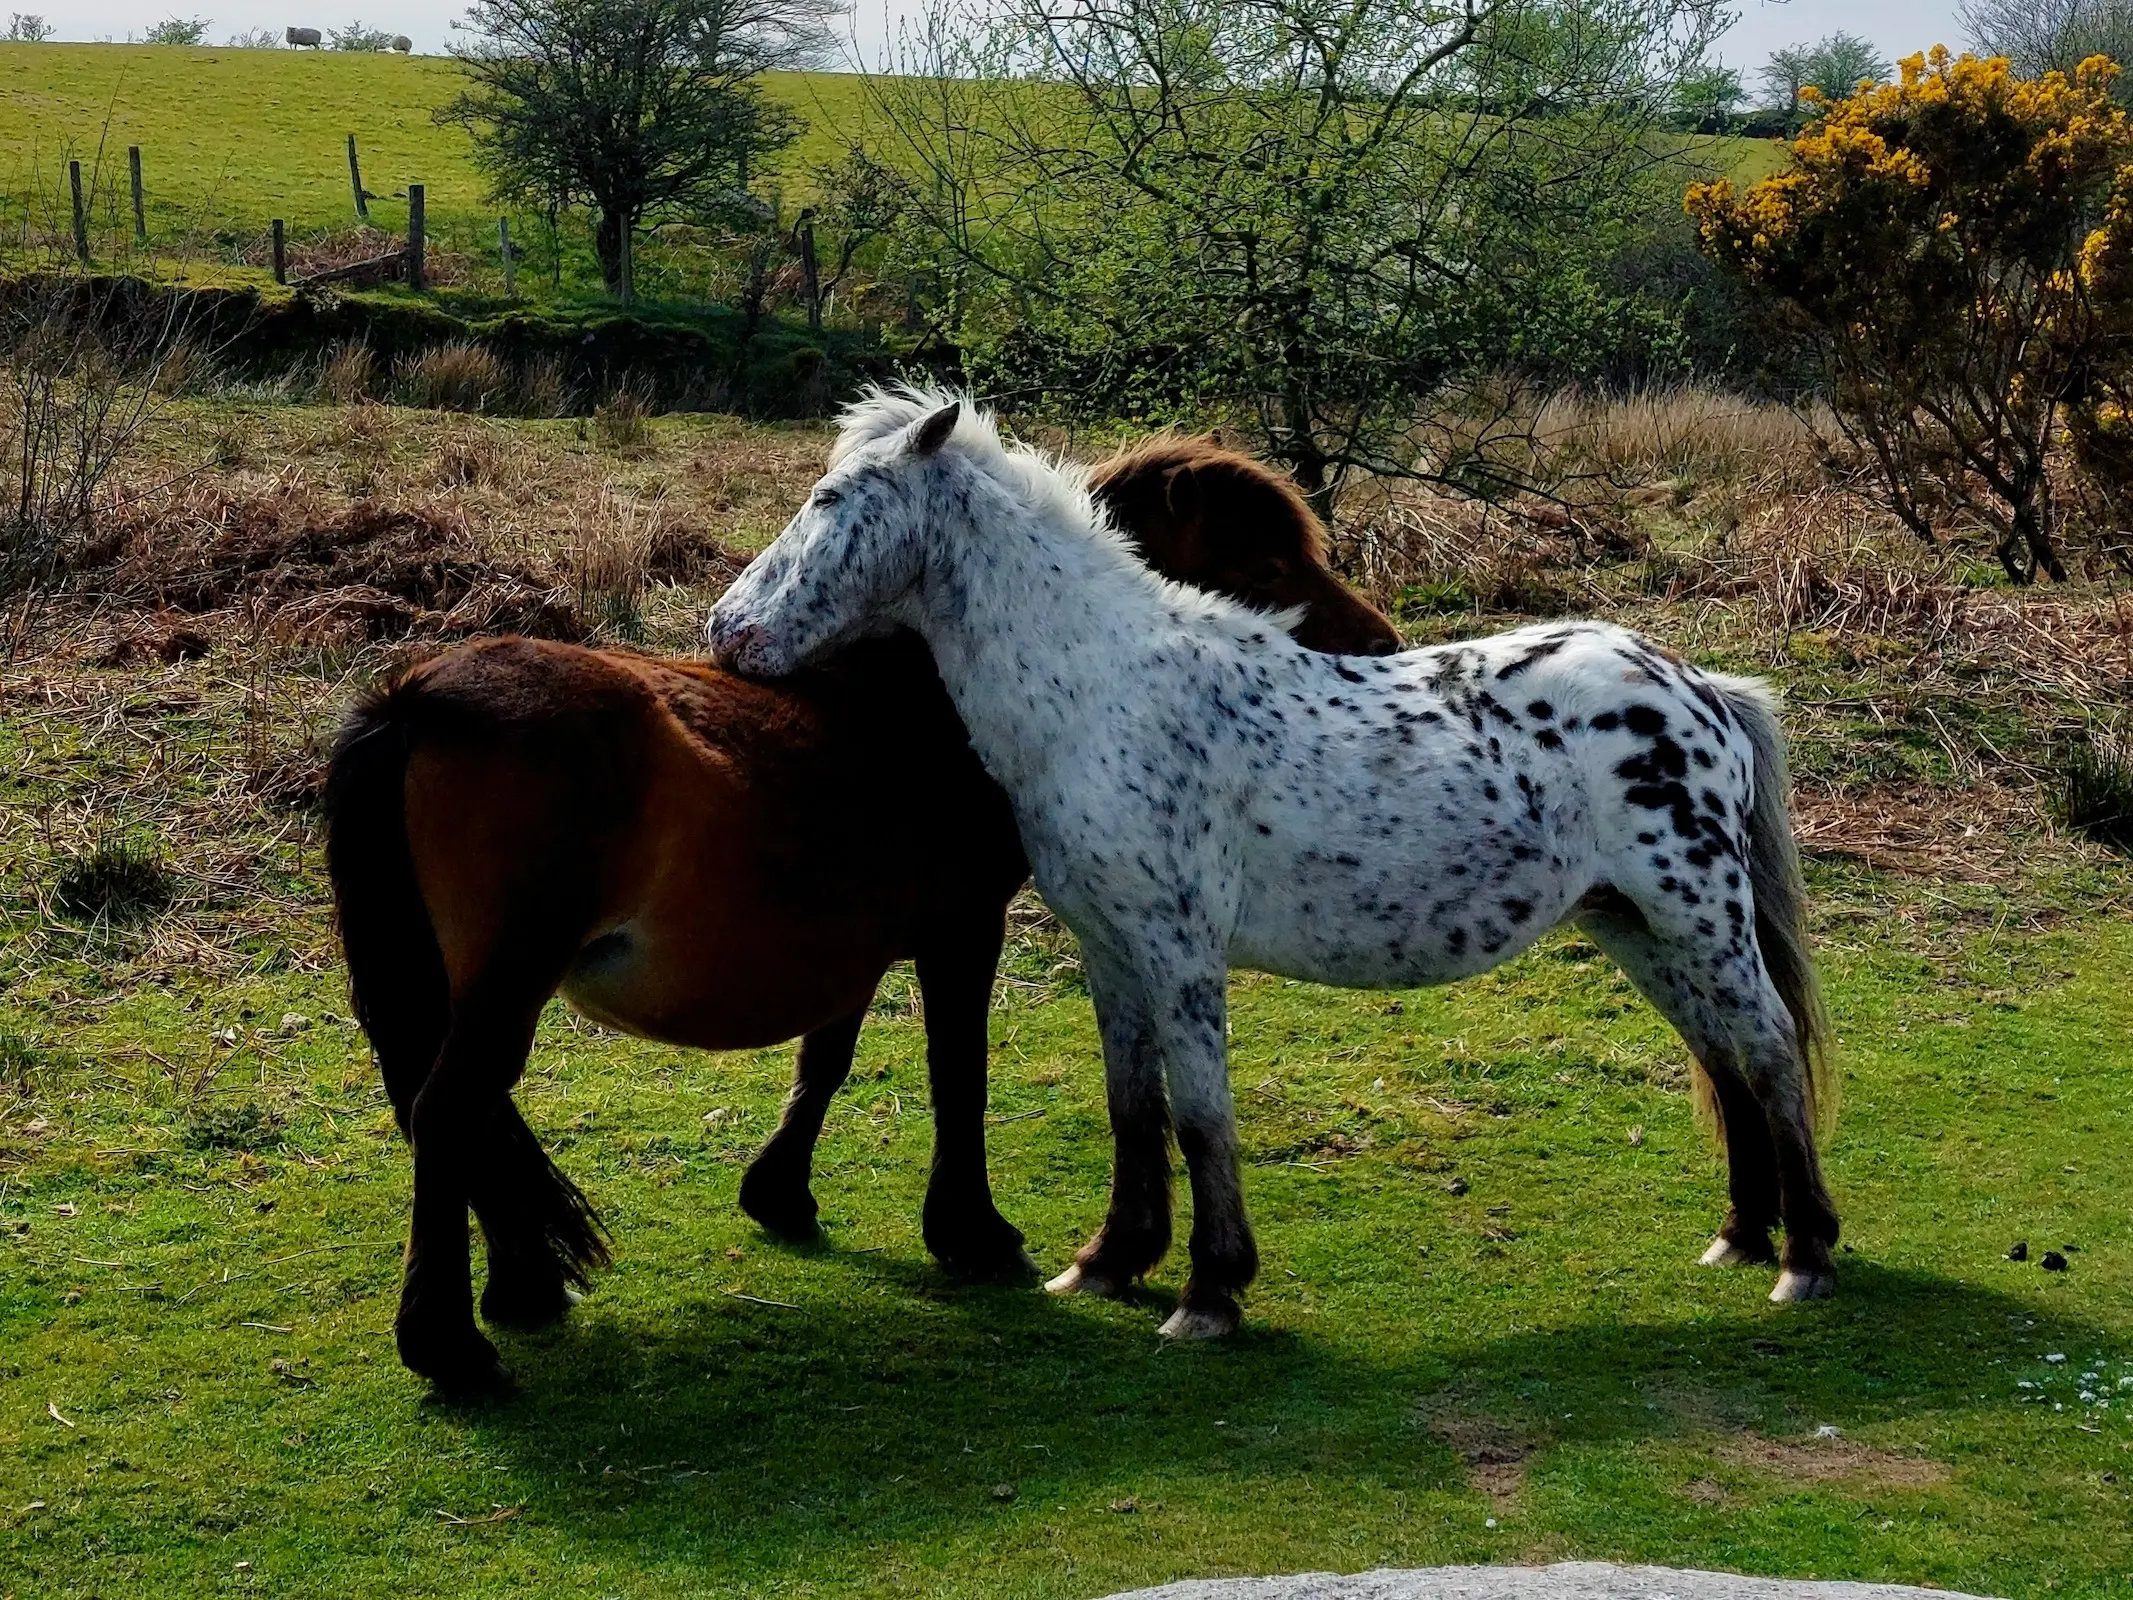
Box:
<box><xmin>2006</xmin><ymin>464</ymin><xmax>2069</xmax><ymax>583</ymax></box>
<box><xmin>594</xmin><ymin>207</ymin><xmax>628</xmax><ymax>297</ymax></box>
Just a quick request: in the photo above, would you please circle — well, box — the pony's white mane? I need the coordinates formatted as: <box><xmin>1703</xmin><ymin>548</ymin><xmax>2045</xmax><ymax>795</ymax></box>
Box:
<box><xmin>831</xmin><ymin>384</ymin><xmax>1301</xmax><ymax>643</ymax></box>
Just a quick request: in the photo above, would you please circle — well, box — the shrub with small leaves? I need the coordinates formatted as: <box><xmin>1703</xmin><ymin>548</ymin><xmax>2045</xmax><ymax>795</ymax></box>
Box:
<box><xmin>142</xmin><ymin>15</ymin><xmax>210</xmax><ymax>43</ymax></box>
<box><xmin>329</xmin><ymin>19</ymin><xmax>397</xmax><ymax>50</ymax></box>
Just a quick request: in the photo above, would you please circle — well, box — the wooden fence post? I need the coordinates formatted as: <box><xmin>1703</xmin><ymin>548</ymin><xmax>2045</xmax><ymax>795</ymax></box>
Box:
<box><xmin>128</xmin><ymin>146</ymin><xmax>145</xmax><ymax>244</ymax></box>
<box><xmin>347</xmin><ymin>135</ymin><xmax>368</xmax><ymax>221</ymax></box>
<box><xmin>499</xmin><ymin>216</ymin><xmax>515</xmax><ymax>296</ymax></box>
<box><xmin>406</xmin><ymin>183</ymin><xmax>425</xmax><ymax>290</ymax></box>
<box><xmin>68</xmin><ymin>160</ymin><xmax>89</xmax><ymax>266</ymax></box>
<box><xmin>271</xmin><ymin>219</ymin><xmax>286</xmax><ymax>285</ymax></box>
<box><xmin>799</xmin><ymin>221</ymin><xmax>822</xmax><ymax>332</ymax></box>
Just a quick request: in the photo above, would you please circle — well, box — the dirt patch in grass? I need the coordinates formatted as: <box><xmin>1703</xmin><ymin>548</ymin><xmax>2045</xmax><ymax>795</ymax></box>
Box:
<box><xmin>1707</xmin><ymin>1431</ymin><xmax>1952</xmax><ymax>1490</ymax></box>
<box><xmin>1420</xmin><ymin>1399</ymin><xmax>1545</xmax><ymax>1503</ymax></box>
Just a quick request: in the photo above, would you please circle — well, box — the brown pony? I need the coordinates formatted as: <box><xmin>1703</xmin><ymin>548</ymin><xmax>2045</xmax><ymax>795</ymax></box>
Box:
<box><xmin>325</xmin><ymin>438</ymin><xmax>1398</xmax><ymax>1394</ymax></box>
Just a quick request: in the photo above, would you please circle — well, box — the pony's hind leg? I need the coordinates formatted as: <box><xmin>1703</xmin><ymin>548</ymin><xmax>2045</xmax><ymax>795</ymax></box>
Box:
<box><xmin>1151</xmin><ymin>969</ymin><xmax>1255</xmax><ymax>1339</ymax></box>
<box><xmin>1576</xmin><ymin>892</ymin><xmax>1838</xmax><ymax>1301</ymax></box>
<box><xmin>1047</xmin><ymin>951</ymin><xmax>1174</xmax><ymax>1299</ymax></box>
<box><xmin>916</xmin><ymin>910</ymin><xmax>1035</xmax><ymax>1281</ymax></box>
<box><xmin>474</xmin><ymin>1098</ymin><xmax>608</xmax><ymax>1330</ymax></box>
<box><xmin>398</xmin><ymin>975</ymin><xmax>551</xmax><ymax>1395</ymax></box>
<box><xmin>740</xmin><ymin>1001</ymin><xmax>871</xmax><ymax>1241</ymax></box>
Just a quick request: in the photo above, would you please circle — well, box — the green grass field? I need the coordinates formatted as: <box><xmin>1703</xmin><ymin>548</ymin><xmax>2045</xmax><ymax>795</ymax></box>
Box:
<box><xmin>0</xmin><ymin>397</ymin><xmax>2130</xmax><ymax>1599</ymax></box>
<box><xmin>0</xmin><ymin>42</ymin><xmax>1784</xmax><ymax>262</ymax></box>
<box><xmin>0</xmin><ymin>43</ymin><xmax>871</xmax><ymax>249</ymax></box>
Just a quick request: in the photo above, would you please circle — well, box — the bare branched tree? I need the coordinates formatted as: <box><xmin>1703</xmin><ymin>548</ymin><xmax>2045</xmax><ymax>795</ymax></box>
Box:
<box><xmin>1960</xmin><ymin>0</ymin><xmax>2133</xmax><ymax>82</ymax></box>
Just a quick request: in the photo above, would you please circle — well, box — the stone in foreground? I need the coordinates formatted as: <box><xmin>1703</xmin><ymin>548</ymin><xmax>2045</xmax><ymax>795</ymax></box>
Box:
<box><xmin>1101</xmin><ymin>1564</ymin><xmax>1997</xmax><ymax>1600</ymax></box>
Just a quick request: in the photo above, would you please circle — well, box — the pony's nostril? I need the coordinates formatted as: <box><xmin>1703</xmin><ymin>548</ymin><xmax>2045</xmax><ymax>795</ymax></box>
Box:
<box><xmin>1367</xmin><ymin>634</ymin><xmax>1401</xmax><ymax>656</ymax></box>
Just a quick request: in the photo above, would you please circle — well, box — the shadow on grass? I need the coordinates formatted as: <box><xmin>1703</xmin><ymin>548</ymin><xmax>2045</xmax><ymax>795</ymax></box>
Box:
<box><xmin>452</xmin><ymin>1251</ymin><xmax>2109</xmax><ymax>1576</ymax></box>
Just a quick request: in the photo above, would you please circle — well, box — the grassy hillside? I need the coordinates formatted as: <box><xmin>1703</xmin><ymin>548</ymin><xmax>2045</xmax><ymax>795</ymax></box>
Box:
<box><xmin>0</xmin><ymin>43</ymin><xmax>1783</xmax><ymax>258</ymax></box>
<box><xmin>0</xmin><ymin>43</ymin><xmax>870</xmax><ymax>248</ymax></box>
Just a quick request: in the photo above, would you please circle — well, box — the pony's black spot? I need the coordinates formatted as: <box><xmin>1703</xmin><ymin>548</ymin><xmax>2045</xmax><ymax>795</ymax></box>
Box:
<box><xmin>1535</xmin><ymin>729</ymin><xmax>1563</xmax><ymax>751</ymax></box>
<box><xmin>1624</xmin><ymin>704</ymin><xmax>1666</xmax><ymax>738</ymax></box>
<box><xmin>1527</xmin><ymin>700</ymin><xmax>1554</xmax><ymax>720</ymax></box>
<box><xmin>1503</xmin><ymin>898</ymin><xmax>1533</xmax><ymax>924</ymax></box>
<box><xmin>1334</xmin><ymin>661</ymin><xmax>1367</xmax><ymax>684</ymax></box>
<box><xmin>1591</xmin><ymin>711</ymin><xmax>1621</xmax><ymax>732</ymax></box>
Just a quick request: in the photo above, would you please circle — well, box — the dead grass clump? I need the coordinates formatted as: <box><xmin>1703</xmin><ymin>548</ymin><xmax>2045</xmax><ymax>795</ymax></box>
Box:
<box><xmin>395</xmin><ymin>342</ymin><xmax>511</xmax><ymax>414</ymax></box>
<box><xmin>89</xmin><ymin>611</ymin><xmax>216</xmax><ymax>667</ymax></box>
<box><xmin>1534</xmin><ymin>387</ymin><xmax>1824</xmax><ymax>491</ymax></box>
<box><xmin>516</xmin><ymin>354</ymin><xmax>571</xmax><ymax>418</ymax></box>
<box><xmin>53</xmin><ymin>834</ymin><xmax>175</xmax><ymax>924</ymax></box>
<box><xmin>571</xmin><ymin>490</ymin><xmax>660</xmax><ymax>637</ymax></box>
<box><xmin>318</xmin><ymin>340</ymin><xmax>378</xmax><ymax>406</ymax></box>
<box><xmin>1657</xmin><ymin>485</ymin><xmax>1969</xmax><ymax>644</ymax></box>
<box><xmin>1329</xmin><ymin>485</ymin><xmax>1622</xmax><ymax>620</ymax></box>
<box><xmin>434</xmin><ymin>429</ymin><xmax>506</xmax><ymax>490</ymax></box>
<box><xmin>150</xmin><ymin>336</ymin><xmax>214</xmax><ymax>398</ymax></box>
<box><xmin>592</xmin><ymin>389</ymin><xmax>655</xmax><ymax>455</ymax></box>
<box><xmin>92</xmin><ymin>482</ymin><xmax>581</xmax><ymax>646</ymax></box>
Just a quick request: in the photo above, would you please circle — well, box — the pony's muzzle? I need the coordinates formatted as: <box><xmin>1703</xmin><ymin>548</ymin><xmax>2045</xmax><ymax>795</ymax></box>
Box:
<box><xmin>706</xmin><ymin>615</ymin><xmax>774</xmax><ymax>675</ymax></box>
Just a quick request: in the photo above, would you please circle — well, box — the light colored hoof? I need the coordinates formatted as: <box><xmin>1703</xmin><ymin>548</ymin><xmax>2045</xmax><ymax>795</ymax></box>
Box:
<box><xmin>1046</xmin><ymin>1263</ymin><xmax>1127</xmax><ymax>1298</ymax></box>
<box><xmin>1700</xmin><ymin>1236</ymin><xmax>1759</xmax><ymax>1268</ymax></box>
<box><xmin>1157</xmin><ymin>1304</ymin><xmax>1240</xmax><ymax>1340</ymax></box>
<box><xmin>1770</xmin><ymin>1269</ymin><xmax>1836</xmax><ymax>1303</ymax></box>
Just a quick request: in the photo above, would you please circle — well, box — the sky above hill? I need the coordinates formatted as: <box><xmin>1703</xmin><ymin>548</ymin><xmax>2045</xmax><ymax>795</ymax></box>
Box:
<box><xmin>28</xmin><ymin>0</ymin><xmax>1971</xmax><ymax>86</ymax></box>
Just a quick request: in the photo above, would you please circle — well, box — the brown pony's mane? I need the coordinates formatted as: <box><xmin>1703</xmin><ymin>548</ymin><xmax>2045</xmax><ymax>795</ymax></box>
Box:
<box><xmin>1087</xmin><ymin>433</ymin><xmax>1330</xmax><ymax>563</ymax></box>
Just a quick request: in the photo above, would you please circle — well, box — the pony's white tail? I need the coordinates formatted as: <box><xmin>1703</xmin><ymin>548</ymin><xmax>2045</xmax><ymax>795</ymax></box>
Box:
<box><xmin>1709</xmin><ymin>674</ymin><xmax>1836</xmax><ymax>1142</ymax></box>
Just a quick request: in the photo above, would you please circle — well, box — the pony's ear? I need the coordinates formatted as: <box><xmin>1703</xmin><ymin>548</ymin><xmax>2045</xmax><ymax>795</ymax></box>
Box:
<box><xmin>910</xmin><ymin>401</ymin><xmax>960</xmax><ymax>457</ymax></box>
<box><xmin>1162</xmin><ymin>462</ymin><xmax>1204</xmax><ymax>525</ymax></box>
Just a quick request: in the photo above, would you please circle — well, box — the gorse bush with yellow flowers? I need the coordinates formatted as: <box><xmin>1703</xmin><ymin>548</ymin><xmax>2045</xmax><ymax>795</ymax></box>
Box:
<box><xmin>1688</xmin><ymin>47</ymin><xmax>2133</xmax><ymax>581</ymax></box>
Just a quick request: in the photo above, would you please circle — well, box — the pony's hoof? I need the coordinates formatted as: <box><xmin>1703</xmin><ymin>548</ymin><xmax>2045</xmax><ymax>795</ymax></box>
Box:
<box><xmin>1158</xmin><ymin>1302</ymin><xmax>1240</xmax><ymax>1340</ymax></box>
<box><xmin>944</xmin><ymin>1246</ymin><xmax>1042</xmax><ymax>1286</ymax></box>
<box><xmin>1046</xmin><ymin>1263</ymin><xmax>1128</xmax><ymax>1298</ymax></box>
<box><xmin>1770</xmin><ymin>1269</ymin><xmax>1836</xmax><ymax>1303</ymax></box>
<box><xmin>400</xmin><ymin>1325</ymin><xmax>513</xmax><ymax>1398</ymax></box>
<box><xmin>481</xmin><ymin>1276</ymin><xmax>582</xmax><ymax>1331</ymax></box>
<box><xmin>1700</xmin><ymin>1233</ymin><xmax>1773</xmax><ymax>1268</ymax></box>
<box><xmin>738</xmin><ymin>1168</ymin><xmax>820</xmax><ymax>1242</ymax></box>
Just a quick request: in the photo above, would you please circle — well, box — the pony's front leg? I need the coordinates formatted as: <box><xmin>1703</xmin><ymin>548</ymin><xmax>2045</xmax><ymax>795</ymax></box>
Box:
<box><xmin>740</xmin><ymin>1000</ymin><xmax>872</xmax><ymax>1241</ymax></box>
<box><xmin>1047</xmin><ymin>949</ymin><xmax>1173</xmax><ymax>1298</ymax></box>
<box><xmin>915</xmin><ymin>909</ymin><xmax>1035</xmax><ymax>1281</ymax></box>
<box><xmin>1152</xmin><ymin>970</ymin><xmax>1256</xmax><ymax>1339</ymax></box>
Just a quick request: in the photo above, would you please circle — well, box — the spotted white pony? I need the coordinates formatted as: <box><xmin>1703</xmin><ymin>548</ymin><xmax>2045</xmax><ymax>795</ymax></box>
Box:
<box><xmin>709</xmin><ymin>389</ymin><xmax>1840</xmax><ymax>1338</ymax></box>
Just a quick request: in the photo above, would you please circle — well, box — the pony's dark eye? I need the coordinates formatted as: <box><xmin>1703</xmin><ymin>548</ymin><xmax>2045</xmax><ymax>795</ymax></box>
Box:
<box><xmin>813</xmin><ymin>488</ymin><xmax>843</xmax><ymax>508</ymax></box>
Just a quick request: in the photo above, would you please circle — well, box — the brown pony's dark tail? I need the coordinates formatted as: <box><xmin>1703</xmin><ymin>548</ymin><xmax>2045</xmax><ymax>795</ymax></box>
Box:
<box><xmin>1710</xmin><ymin>673</ymin><xmax>1837</xmax><ymax>1143</ymax></box>
<box><xmin>324</xmin><ymin>681</ymin><xmax>610</xmax><ymax>1291</ymax></box>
